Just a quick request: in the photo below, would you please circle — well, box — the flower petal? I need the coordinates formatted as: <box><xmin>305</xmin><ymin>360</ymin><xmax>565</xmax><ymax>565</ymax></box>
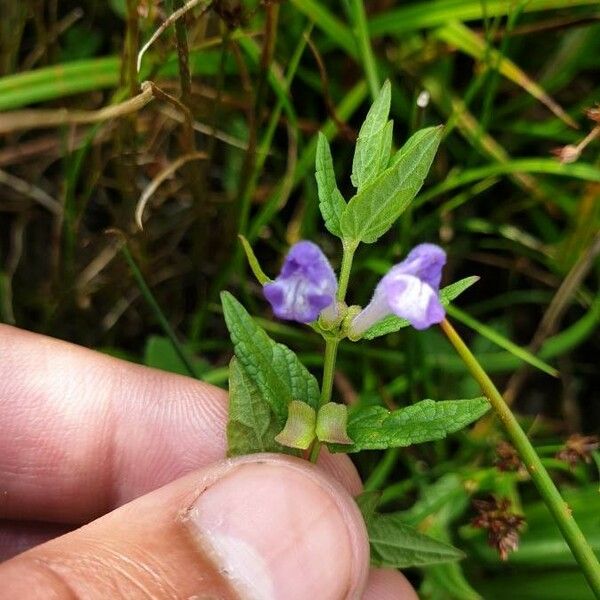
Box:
<box><xmin>391</xmin><ymin>243</ymin><xmax>446</xmax><ymax>290</ymax></box>
<box><xmin>263</xmin><ymin>241</ymin><xmax>337</xmax><ymax>323</ymax></box>
<box><xmin>383</xmin><ymin>273</ymin><xmax>445</xmax><ymax>329</ymax></box>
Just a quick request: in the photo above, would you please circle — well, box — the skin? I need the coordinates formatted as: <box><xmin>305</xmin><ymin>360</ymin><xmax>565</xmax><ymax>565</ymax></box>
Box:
<box><xmin>0</xmin><ymin>324</ymin><xmax>418</xmax><ymax>599</ymax></box>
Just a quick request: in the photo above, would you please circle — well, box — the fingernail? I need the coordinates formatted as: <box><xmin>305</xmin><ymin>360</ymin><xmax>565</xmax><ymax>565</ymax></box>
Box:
<box><xmin>186</xmin><ymin>456</ymin><xmax>368</xmax><ymax>600</ymax></box>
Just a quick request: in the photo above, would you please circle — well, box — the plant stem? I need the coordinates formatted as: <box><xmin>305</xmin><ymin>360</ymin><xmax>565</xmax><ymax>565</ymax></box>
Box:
<box><xmin>440</xmin><ymin>318</ymin><xmax>600</xmax><ymax>598</ymax></box>
<box><xmin>337</xmin><ymin>241</ymin><xmax>357</xmax><ymax>301</ymax></box>
<box><xmin>320</xmin><ymin>338</ymin><xmax>340</xmax><ymax>407</ymax></box>
<box><xmin>121</xmin><ymin>244</ymin><xmax>199</xmax><ymax>380</ymax></box>
<box><xmin>310</xmin><ymin>241</ymin><xmax>357</xmax><ymax>463</ymax></box>
<box><xmin>310</xmin><ymin>337</ymin><xmax>340</xmax><ymax>463</ymax></box>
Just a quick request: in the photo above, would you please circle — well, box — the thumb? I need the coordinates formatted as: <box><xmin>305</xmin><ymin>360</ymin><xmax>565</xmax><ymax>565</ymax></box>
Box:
<box><xmin>1</xmin><ymin>454</ymin><xmax>370</xmax><ymax>599</ymax></box>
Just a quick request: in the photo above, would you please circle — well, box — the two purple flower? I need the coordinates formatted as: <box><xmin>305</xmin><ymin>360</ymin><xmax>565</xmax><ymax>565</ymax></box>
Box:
<box><xmin>263</xmin><ymin>240</ymin><xmax>447</xmax><ymax>333</ymax></box>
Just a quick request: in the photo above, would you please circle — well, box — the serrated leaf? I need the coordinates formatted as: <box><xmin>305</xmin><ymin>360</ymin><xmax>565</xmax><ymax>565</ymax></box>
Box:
<box><xmin>330</xmin><ymin>397</ymin><xmax>490</xmax><ymax>452</ymax></box>
<box><xmin>351</xmin><ymin>80</ymin><xmax>392</xmax><ymax>190</ymax></box>
<box><xmin>315</xmin><ymin>132</ymin><xmax>346</xmax><ymax>236</ymax></box>
<box><xmin>341</xmin><ymin>126</ymin><xmax>443</xmax><ymax>244</ymax></box>
<box><xmin>362</xmin><ymin>276</ymin><xmax>479</xmax><ymax>340</ymax></box>
<box><xmin>221</xmin><ymin>292</ymin><xmax>320</xmax><ymax>424</ymax></box>
<box><xmin>439</xmin><ymin>275</ymin><xmax>480</xmax><ymax>303</ymax></box>
<box><xmin>357</xmin><ymin>492</ymin><xmax>465</xmax><ymax>568</ymax></box>
<box><xmin>227</xmin><ymin>358</ymin><xmax>293</xmax><ymax>456</ymax></box>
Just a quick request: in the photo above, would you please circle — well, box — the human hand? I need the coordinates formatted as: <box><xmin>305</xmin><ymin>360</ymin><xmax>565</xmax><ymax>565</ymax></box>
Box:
<box><xmin>0</xmin><ymin>325</ymin><xmax>417</xmax><ymax>599</ymax></box>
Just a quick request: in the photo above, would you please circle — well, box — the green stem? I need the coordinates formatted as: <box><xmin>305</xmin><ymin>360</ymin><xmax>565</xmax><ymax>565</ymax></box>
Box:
<box><xmin>320</xmin><ymin>338</ymin><xmax>340</xmax><ymax>408</ymax></box>
<box><xmin>121</xmin><ymin>244</ymin><xmax>199</xmax><ymax>380</ymax></box>
<box><xmin>309</xmin><ymin>337</ymin><xmax>339</xmax><ymax>463</ymax></box>
<box><xmin>349</xmin><ymin>0</ymin><xmax>380</xmax><ymax>99</ymax></box>
<box><xmin>310</xmin><ymin>241</ymin><xmax>357</xmax><ymax>463</ymax></box>
<box><xmin>441</xmin><ymin>318</ymin><xmax>600</xmax><ymax>598</ymax></box>
<box><xmin>337</xmin><ymin>241</ymin><xmax>357</xmax><ymax>302</ymax></box>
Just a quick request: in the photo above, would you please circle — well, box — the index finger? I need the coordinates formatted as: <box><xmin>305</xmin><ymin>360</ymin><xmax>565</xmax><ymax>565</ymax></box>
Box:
<box><xmin>0</xmin><ymin>324</ymin><xmax>229</xmax><ymax>523</ymax></box>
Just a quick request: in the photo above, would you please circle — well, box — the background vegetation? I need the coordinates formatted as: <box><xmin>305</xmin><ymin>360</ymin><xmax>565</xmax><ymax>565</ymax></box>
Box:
<box><xmin>0</xmin><ymin>1</ymin><xmax>599</xmax><ymax>598</ymax></box>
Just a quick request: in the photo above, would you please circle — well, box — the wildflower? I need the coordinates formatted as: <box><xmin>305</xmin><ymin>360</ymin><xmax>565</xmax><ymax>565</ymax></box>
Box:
<box><xmin>349</xmin><ymin>243</ymin><xmax>446</xmax><ymax>335</ymax></box>
<box><xmin>264</xmin><ymin>241</ymin><xmax>337</xmax><ymax>324</ymax></box>
<box><xmin>556</xmin><ymin>433</ymin><xmax>599</xmax><ymax>468</ymax></box>
<box><xmin>472</xmin><ymin>496</ymin><xmax>525</xmax><ymax>561</ymax></box>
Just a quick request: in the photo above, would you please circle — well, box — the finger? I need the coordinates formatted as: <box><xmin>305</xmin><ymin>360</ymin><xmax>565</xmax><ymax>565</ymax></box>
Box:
<box><xmin>0</xmin><ymin>521</ymin><xmax>71</xmax><ymax>562</ymax></box>
<box><xmin>363</xmin><ymin>568</ymin><xmax>419</xmax><ymax>600</ymax></box>
<box><xmin>0</xmin><ymin>325</ymin><xmax>361</xmax><ymax>522</ymax></box>
<box><xmin>0</xmin><ymin>454</ymin><xmax>370</xmax><ymax>599</ymax></box>
<box><xmin>0</xmin><ymin>447</ymin><xmax>362</xmax><ymax>558</ymax></box>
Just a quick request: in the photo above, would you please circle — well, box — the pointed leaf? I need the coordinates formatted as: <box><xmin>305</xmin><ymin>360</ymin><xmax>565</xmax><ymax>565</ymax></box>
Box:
<box><xmin>361</xmin><ymin>276</ymin><xmax>479</xmax><ymax>340</ymax></box>
<box><xmin>357</xmin><ymin>493</ymin><xmax>465</xmax><ymax>568</ymax></box>
<box><xmin>239</xmin><ymin>235</ymin><xmax>271</xmax><ymax>285</ymax></box>
<box><xmin>341</xmin><ymin>126</ymin><xmax>443</xmax><ymax>244</ymax></box>
<box><xmin>221</xmin><ymin>292</ymin><xmax>320</xmax><ymax>424</ymax></box>
<box><xmin>330</xmin><ymin>397</ymin><xmax>490</xmax><ymax>452</ymax></box>
<box><xmin>315</xmin><ymin>132</ymin><xmax>346</xmax><ymax>236</ymax></box>
<box><xmin>227</xmin><ymin>358</ymin><xmax>294</xmax><ymax>456</ymax></box>
<box><xmin>351</xmin><ymin>80</ymin><xmax>392</xmax><ymax>190</ymax></box>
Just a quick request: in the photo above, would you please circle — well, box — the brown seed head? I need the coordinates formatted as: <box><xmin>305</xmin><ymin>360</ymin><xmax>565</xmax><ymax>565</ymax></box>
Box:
<box><xmin>556</xmin><ymin>433</ymin><xmax>600</xmax><ymax>468</ymax></box>
<box><xmin>472</xmin><ymin>496</ymin><xmax>525</xmax><ymax>561</ymax></box>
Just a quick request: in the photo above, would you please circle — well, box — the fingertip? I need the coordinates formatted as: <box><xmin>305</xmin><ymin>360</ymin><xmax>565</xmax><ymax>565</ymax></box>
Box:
<box><xmin>363</xmin><ymin>568</ymin><xmax>420</xmax><ymax>600</ymax></box>
<box><xmin>0</xmin><ymin>454</ymin><xmax>372</xmax><ymax>600</ymax></box>
<box><xmin>185</xmin><ymin>453</ymin><xmax>370</xmax><ymax>599</ymax></box>
<box><xmin>316</xmin><ymin>446</ymin><xmax>363</xmax><ymax>497</ymax></box>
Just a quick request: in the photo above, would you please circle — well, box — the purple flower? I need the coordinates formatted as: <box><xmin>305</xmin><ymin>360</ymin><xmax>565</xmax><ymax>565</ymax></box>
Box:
<box><xmin>264</xmin><ymin>241</ymin><xmax>337</xmax><ymax>323</ymax></box>
<box><xmin>350</xmin><ymin>243</ymin><xmax>446</xmax><ymax>334</ymax></box>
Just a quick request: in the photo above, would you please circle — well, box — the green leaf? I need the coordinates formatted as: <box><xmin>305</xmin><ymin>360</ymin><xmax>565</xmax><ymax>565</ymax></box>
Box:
<box><xmin>422</xmin><ymin>554</ymin><xmax>482</xmax><ymax>600</ymax></box>
<box><xmin>401</xmin><ymin>474</ymin><xmax>469</xmax><ymax>527</ymax></box>
<box><xmin>378</xmin><ymin>119</ymin><xmax>394</xmax><ymax>173</ymax></box>
<box><xmin>239</xmin><ymin>235</ymin><xmax>271</xmax><ymax>285</ymax></box>
<box><xmin>331</xmin><ymin>397</ymin><xmax>490</xmax><ymax>452</ymax></box>
<box><xmin>361</xmin><ymin>276</ymin><xmax>479</xmax><ymax>340</ymax></box>
<box><xmin>315</xmin><ymin>132</ymin><xmax>346</xmax><ymax>236</ymax></box>
<box><xmin>341</xmin><ymin>126</ymin><xmax>443</xmax><ymax>244</ymax></box>
<box><xmin>221</xmin><ymin>292</ymin><xmax>320</xmax><ymax>424</ymax></box>
<box><xmin>227</xmin><ymin>358</ymin><xmax>292</xmax><ymax>456</ymax></box>
<box><xmin>357</xmin><ymin>492</ymin><xmax>465</xmax><ymax>568</ymax></box>
<box><xmin>351</xmin><ymin>80</ymin><xmax>393</xmax><ymax>190</ymax></box>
